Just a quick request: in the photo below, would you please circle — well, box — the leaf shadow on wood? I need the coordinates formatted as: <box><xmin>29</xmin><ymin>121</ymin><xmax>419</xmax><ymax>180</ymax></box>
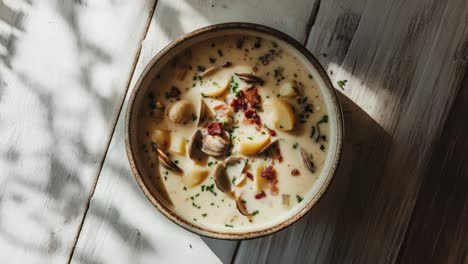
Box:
<box><xmin>234</xmin><ymin>92</ymin><xmax>391</xmax><ymax>264</ymax></box>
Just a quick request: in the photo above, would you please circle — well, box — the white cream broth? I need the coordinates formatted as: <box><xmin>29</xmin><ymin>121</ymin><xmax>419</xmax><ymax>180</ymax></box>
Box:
<box><xmin>137</xmin><ymin>34</ymin><xmax>330</xmax><ymax>232</ymax></box>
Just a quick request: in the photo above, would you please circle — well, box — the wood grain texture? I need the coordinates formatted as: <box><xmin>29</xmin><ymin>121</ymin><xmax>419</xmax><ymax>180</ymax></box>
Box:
<box><xmin>71</xmin><ymin>0</ymin><xmax>318</xmax><ymax>263</ymax></box>
<box><xmin>0</xmin><ymin>0</ymin><xmax>154</xmax><ymax>262</ymax></box>
<box><xmin>397</xmin><ymin>67</ymin><xmax>468</xmax><ymax>264</ymax></box>
<box><xmin>235</xmin><ymin>0</ymin><xmax>468</xmax><ymax>263</ymax></box>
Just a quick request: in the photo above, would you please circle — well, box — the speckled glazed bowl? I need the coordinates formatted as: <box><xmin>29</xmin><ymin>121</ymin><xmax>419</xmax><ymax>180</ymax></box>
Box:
<box><xmin>125</xmin><ymin>23</ymin><xmax>343</xmax><ymax>240</ymax></box>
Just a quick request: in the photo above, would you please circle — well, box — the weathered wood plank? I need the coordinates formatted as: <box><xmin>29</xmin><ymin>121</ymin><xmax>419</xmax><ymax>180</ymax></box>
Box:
<box><xmin>0</xmin><ymin>0</ymin><xmax>155</xmax><ymax>263</ymax></box>
<box><xmin>397</xmin><ymin>68</ymin><xmax>468</xmax><ymax>264</ymax></box>
<box><xmin>71</xmin><ymin>0</ymin><xmax>319</xmax><ymax>263</ymax></box>
<box><xmin>234</xmin><ymin>0</ymin><xmax>468</xmax><ymax>263</ymax></box>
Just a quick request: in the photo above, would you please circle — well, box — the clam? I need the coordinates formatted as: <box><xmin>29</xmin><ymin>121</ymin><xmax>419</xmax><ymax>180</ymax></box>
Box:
<box><xmin>214</xmin><ymin>163</ymin><xmax>232</xmax><ymax>194</ymax></box>
<box><xmin>200</xmin><ymin>66</ymin><xmax>219</xmax><ymax>77</ymax></box>
<box><xmin>168</xmin><ymin>99</ymin><xmax>194</xmax><ymax>124</ymax></box>
<box><xmin>258</xmin><ymin>139</ymin><xmax>279</xmax><ymax>155</ymax></box>
<box><xmin>235</xmin><ymin>73</ymin><xmax>265</xmax><ymax>85</ymax></box>
<box><xmin>187</xmin><ymin>130</ymin><xmax>207</xmax><ymax>161</ymax></box>
<box><xmin>224</xmin><ymin>157</ymin><xmax>247</xmax><ymax>186</ymax></box>
<box><xmin>197</xmin><ymin>99</ymin><xmax>211</xmax><ymax>126</ymax></box>
<box><xmin>154</xmin><ymin>144</ymin><xmax>183</xmax><ymax>173</ymax></box>
<box><xmin>201</xmin><ymin>131</ymin><xmax>231</xmax><ymax>157</ymax></box>
<box><xmin>300</xmin><ymin>148</ymin><xmax>315</xmax><ymax>173</ymax></box>
<box><xmin>235</xmin><ymin>196</ymin><xmax>250</xmax><ymax>216</ymax></box>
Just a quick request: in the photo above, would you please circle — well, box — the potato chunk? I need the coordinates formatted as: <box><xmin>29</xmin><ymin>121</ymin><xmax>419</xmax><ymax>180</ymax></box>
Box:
<box><xmin>169</xmin><ymin>134</ymin><xmax>186</xmax><ymax>155</ymax></box>
<box><xmin>151</xmin><ymin>129</ymin><xmax>170</xmax><ymax>149</ymax></box>
<box><xmin>263</xmin><ymin>98</ymin><xmax>295</xmax><ymax>130</ymax></box>
<box><xmin>200</xmin><ymin>70</ymin><xmax>230</xmax><ymax>97</ymax></box>
<box><xmin>255</xmin><ymin>164</ymin><xmax>268</xmax><ymax>191</ymax></box>
<box><xmin>239</xmin><ymin>129</ymin><xmax>271</xmax><ymax>155</ymax></box>
<box><xmin>184</xmin><ymin>166</ymin><xmax>209</xmax><ymax>187</ymax></box>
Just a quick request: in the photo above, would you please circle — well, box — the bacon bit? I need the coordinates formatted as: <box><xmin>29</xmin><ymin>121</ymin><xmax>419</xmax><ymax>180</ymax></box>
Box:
<box><xmin>244</xmin><ymin>108</ymin><xmax>262</xmax><ymax>128</ymax></box>
<box><xmin>261</xmin><ymin>165</ymin><xmax>276</xmax><ymax>180</ymax></box>
<box><xmin>207</xmin><ymin>122</ymin><xmax>223</xmax><ymax>136</ymax></box>
<box><xmin>252</xmin><ymin>66</ymin><xmax>258</xmax><ymax>72</ymax></box>
<box><xmin>291</xmin><ymin>169</ymin><xmax>301</xmax><ymax>176</ymax></box>
<box><xmin>267</xmin><ymin>128</ymin><xmax>277</xmax><ymax>136</ymax></box>
<box><xmin>270</xmin><ymin>180</ymin><xmax>279</xmax><ymax>196</ymax></box>
<box><xmin>255</xmin><ymin>191</ymin><xmax>266</xmax><ymax>199</ymax></box>
<box><xmin>244</xmin><ymin>86</ymin><xmax>261</xmax><ymax>108</ymax></box>
<box><xmin>278</xmin><ymin>154</ymin><xmax>284</xmax><ymax>163</ymax></box>
<box><xmin>245</xmin><ymin>172</ymin><xmax>254</xmax><ymax>180</ymax></box>
<box><xmin>166</xmin><ymin>86</ymin><xmax>181</xmax><ymax>98</ymax></box>
<box><xmin>230</xmin><ymin>90</ymin><xmax>247</xmax><ymax>111</ymax></box>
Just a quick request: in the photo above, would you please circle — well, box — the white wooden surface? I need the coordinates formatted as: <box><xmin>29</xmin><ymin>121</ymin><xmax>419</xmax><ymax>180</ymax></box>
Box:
<box><xmin>1</xmin><ymin>0</ymin><xmax>467</xmax><ymax>263</ymax></box>
<box><xmin>0</xmin><ymin>0</ymin><xmax>154</xmax><ymax>262</ymax></box>
<box><xmin>71</xmin><ymin>0</ymin><xmax>318</xmax><ymax>263</ymax></box>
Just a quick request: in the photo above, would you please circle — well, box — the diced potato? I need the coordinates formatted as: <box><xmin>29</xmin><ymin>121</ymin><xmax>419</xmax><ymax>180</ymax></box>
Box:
<box><xmin>169</xmin><ymin>134</ymin><xmax>186</xmax><ymax>155</ymax></box>
<box><xmin>279</xmin><ymin>82</ymin><xmax>297</xmax><ymax>97</ymax></box>
<box><xmin>201</xmin><ymin>71</ymin><xmax>230</xmax><ymax>97</ymax></box>
<box><xmin>255</xmin><ymin>164</ymin><xmax>268</xmax><ymax>191</ymax></box>
<box><xmin>151</xmin><ymin>129</ymin><xmax>170</xmax><ymax>149</ymax></box>
<box><xmin>239</xmin><ymin>129</ymin><xmax>271</xmax><ymax>155</ymax></box>
<box><xmin>282</xmin><ymin>194</ymin><xmax>291</xmax><ymax>208</ymax></box>
<box><xmin>263</xmin><ymin>98</ymin><xmax>295</xmax><ymax>131</ymax></box>
<box><xmin>184</xmin><ymin>166</ymin><xmax>209</xmax><ymax>187</ymax></box>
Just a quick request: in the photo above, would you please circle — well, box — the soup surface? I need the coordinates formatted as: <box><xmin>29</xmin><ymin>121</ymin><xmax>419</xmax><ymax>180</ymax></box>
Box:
<box><xmin>137</xmin><ymin>34</ymin><xmax>330</xmax><ymax>231</ymax></box>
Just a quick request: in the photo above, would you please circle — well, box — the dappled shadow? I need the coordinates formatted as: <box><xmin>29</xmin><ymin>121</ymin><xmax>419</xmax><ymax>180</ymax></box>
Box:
<box><xmin>0</xmin><ymin>0</ymin><xmax>156</xmax><ymax>262</ymax></box>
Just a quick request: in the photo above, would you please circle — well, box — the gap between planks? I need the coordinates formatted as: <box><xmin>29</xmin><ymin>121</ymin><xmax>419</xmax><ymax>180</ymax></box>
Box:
<box><xmin>65</xmin><ymin>1</ymin><xmax>159</xmax><ymax>263</ymax></box>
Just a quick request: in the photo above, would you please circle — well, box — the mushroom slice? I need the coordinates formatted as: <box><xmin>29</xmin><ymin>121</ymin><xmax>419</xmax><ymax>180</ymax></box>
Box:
<box><xmin>187</xmin><ymin>130</ymin><xmax>207</xmax><ymax>161</ymax></box>
<box><xmin>235</xmin><ymin>73</ymin><xmax>265</xmax><ymax>85</ymax></box>
<box><xmin>214</xmin><ymin>163</ymin><xmax>232</xmax><ymax>194</ymax></box>
<box><xmin>201</xmin><ymin>131</ymin><xmax>231</xmax><ymax>157</ymax></box>
<box><xmin>258</xmin><ymin>139</ymin><xmax>279</xmax><ymax>155</ymax></box>
<box><xmin>236</xmin><ymin>196</ymin><xmax>250</xmax><ymax>216</ymax></box>
<box><xmin>300</xmin><ymin>148</ymin><xmax>315</xmax><ymax>173</ymax></box>
<box><xmin>200</xmin><ymin>66</ymin><xmax>219</xmax><ymax>77</ymax></box>
<box><xmin>155</xmin><ymin>145</ymin><xmax>183</xmax><ymax>173</ymax></box>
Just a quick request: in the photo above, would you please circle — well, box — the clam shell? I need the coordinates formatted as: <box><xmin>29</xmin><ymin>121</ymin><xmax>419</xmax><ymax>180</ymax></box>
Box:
<box><xmin>201</xmin><ymin>132</ymin><xmax>231</xmax><ymax>157</ymax></box>
<box><xmin>300</xmin><ymin>148</ymin><xmax>315</xmax><ymax>173</ymax></box>
<box><xmin>187</xmin><ymin>130</ymin><xmax>207</xmax><ymax>161</ymax></box>
<box><xmin>235</xmin><ymin>196</ymin><xmax>250</xmax><ymax>216</ymax></box>
<box><xmin>155</xmin><ymin>145</ymin><xmax>183</xmax><ymax>173</ymax></box>
<box><xmin>200</xmin><ymin>66</ymin><xmax>219</xmax><ymax>77</ymax></box>
<box><xmin>214</xmin><ymin>163</ymin><xmax>232</xmax><ymax>194</ymax></box>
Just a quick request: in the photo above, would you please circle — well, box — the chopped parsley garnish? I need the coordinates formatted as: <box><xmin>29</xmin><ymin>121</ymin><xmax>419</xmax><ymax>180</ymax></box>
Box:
<box><xmin>293</xmin><ymin>143</ymin><xmax>298</xmax><ymax>149</ymax></box>
<box><xmin>205</xmin><ymin>184</ymin><xmax>217</xmax><ymax>196</ymax></box>
<box><xmin>225</xmin><ymin>224</ymin><xmax>234</xmax><ymax>228</ymax></box>
<box><xmin>208</xmin><ymin>161</ymin><xmax>214</xmax><ymax>167</ymax></box>
<box><xmin>296</xmin><ymin>195</ymin><xmax>304</xmax><ymax>203</ymax></box>
<box><xmin>183</xmin><ymin>187</ymin><xmax>187</xmax><ymax>191</ymax></box>
<box><xmin>247</xmin><ymin>136</ymin><xmax>254</xmax><ymax>140</ymax></box>
<box><xmin>202</xmin><ymin>213</ymin><xmax>207</xmax><ymax>217</ymax></box>
<box><xmin>201</xmin><ymin>185</ymin><xmax>205</xmax><ymax>191</ymax></box>
<box><xmin>209</xmin><ymin>57</ymin><xmax>216</xmax><ymax>63</ymax></box>
<box><xmin>251</xmin><ymin>210</ymin><xmax>259</xmax><ymax>216</ymax></box>
<box><xmin>217</xmin><ymin>49</ymin><xmax>223</xmax><ymax>56</ymax></box>
<box><xmin>192</xmin><ymin>114</ymin><xmax>197</xmax><ymax>121</ymax></box>
<box><xmin>174</xmin><ymin>160</ymin><xmax>179</xmax><ymax>164</ymax></box>
<box><xmin>337</xmin><ymin>80</ymin><xmax>348</xmax><ymax>90</ymax></box>
<box><xmin>320</xmin><ymin>144</ymin><xmax>325</xmax><ymax>151</ymax></box>
<box><xmin>308</xmin><ymin>74</ymin><xmax>313</xmax><ymax>79</ymax></box>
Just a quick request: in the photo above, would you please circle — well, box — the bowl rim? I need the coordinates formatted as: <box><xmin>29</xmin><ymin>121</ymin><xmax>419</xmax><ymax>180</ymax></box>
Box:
<box><xmin>125</xmin><ymin>22</ymin><xmax>344</xmax><ymax>240</ymax></box>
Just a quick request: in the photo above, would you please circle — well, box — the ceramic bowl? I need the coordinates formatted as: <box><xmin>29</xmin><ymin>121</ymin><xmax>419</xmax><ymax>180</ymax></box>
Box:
<box><xmin>125</xmin><ymin>22</ymin><xmax>343</xmax><ymax>240</ymax></box>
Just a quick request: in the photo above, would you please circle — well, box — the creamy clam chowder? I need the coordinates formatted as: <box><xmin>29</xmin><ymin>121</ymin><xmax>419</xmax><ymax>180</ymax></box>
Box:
<box><xmin>138</xmin><ymin>34</ymin><xmax>330</xmax><ymax>231</ymax></box>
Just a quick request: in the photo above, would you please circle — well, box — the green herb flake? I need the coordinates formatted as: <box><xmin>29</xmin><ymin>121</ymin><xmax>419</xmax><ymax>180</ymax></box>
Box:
<box><xmin>296</xmin><ymin>195</ymin><xmax>304</xmax><ymax>203</ymax></box>
<box><xmin>225</xmin><ymin>224</ymin><xmax>234</xmax><ymax>228</ymax></box>
<box><xmin>209</xmin><ymin>57</ymin><xmax>216</xmax><ymax>63</ymax></box>
<box><xmin>337</xmin><ymin>80</ymin><xmax>348</xmax><ymax>90</ymax></box>
<box><xmin>217</xmin><ymin>49</ymin><xmax>223</xmax><ymax>56</ymax></box>
<box><xmin>208</xmin><ymin>161</ymin><xmax>214</xmax><ymax>167</ymax></box>
<box><xmin>293</xmin><ymin>143</ymin><xmax>299</xmax><ymax>149</ymax></box>
<box><xmin>183</xmin><ymin>187</ymin><xmax>187</xmax><ymax>191</ymax></box>
<box><xmin>202</xmin><ymin>213</ymin><xmax>208</xmax><ymax>217</ymax></box>
<box><xmin>251</xmin><ymin>210</ymin><xmax>259</xmax><ymax>216</ymax></box>
<box><xmin>320</xmin><ymin>144</ymin><xmax>325</xmax><ymax>151</ymax></box>
<box><xmin>247</xmin><ymin>136</ymin><xmax>254</xmax><ymax>140</ymax></box>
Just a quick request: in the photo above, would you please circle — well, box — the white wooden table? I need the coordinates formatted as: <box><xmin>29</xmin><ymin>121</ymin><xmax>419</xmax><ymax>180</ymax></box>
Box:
<box><xmin>1</xmin><ymin>0</ymin><xmax>467</xmax><ymax>263</ymax></box>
